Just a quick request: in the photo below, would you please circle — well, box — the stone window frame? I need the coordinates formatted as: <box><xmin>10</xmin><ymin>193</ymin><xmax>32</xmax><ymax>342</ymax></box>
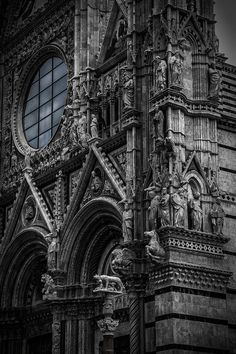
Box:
<box><xmin>12</xmin><ymin>45</ymin><xmax>68</xmax><ymax>155</ymax></box>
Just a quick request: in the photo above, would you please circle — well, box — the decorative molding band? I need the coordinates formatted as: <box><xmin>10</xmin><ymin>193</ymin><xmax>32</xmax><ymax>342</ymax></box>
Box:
<box><xmin>159</xmin><ymin>227</ymin><xmax>228</xmax><ymax>257</ymax></box>
<box><xmin>149</xmin><ymin>262</ymin><xmax>232</xmax><ymax>293</ymax></box>
<box><xmin>150</xmin><ymin>89</ymin><xmax>221</xmax><ymax>119</ymax></box>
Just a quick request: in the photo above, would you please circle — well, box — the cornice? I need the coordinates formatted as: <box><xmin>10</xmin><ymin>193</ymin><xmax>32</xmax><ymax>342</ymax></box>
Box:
<box><xmin>150</xmin><ymin>89</ymin><xmax>221</xmax><ymax>120</ymax></box>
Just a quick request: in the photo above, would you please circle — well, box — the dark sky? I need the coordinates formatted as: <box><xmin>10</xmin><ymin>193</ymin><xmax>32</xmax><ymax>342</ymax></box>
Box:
<box><xmin>215</xmin><ymin>0</ymin><xmax>236</xmax><ymax>65</ymax></box>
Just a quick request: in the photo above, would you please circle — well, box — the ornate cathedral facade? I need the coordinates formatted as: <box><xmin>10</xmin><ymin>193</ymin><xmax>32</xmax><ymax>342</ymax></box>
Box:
<box><xmin>0</xmin><ymin>0</ymin><xmax>236</xmax><ymax>353</ymax></box>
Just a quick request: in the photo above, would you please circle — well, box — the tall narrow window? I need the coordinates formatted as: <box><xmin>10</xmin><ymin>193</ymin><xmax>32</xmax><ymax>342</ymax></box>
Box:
<box><xmin>23</xmin><ymin>57</ymin><xmax>67</xmax><ymax>149</ymax></box>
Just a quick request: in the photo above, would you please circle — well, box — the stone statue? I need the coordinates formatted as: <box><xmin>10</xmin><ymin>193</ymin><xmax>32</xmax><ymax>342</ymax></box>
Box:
<box><xmin>144</xmin><ymin>230</ymin><xmax>165</xmax><ymax>263</ymax></box>
<box><xmin>210</xmin><ymin>197</ymin><xmax>225</xmax><ymax>235</ymax></box>
<box><xmin>144</xmin><ymin>184</ymin><xmax>161</xmax><ymax>230</ymax></box>
<box><xmin>189</xmin><ymin>191</ymin><xmax>203</xmax><ymax>231</ymax></box>
<box><xmin>153</xmin><ymin>56</ymin><xmax>167</xmax><ymax>92</ymax></box>
<box><xmin>24</xmin><ymin>149</ymin><xmax>32</xmax><ymax>170</ymax></box>
<box><xmin>111</xmin><ymin>248</ymin><xmax>135</xmax><ymax>275</ymax></box>
<box><xmin>169</xmin><ymin>51</ymin><xmax>183</xmax><ymax>86</ymax></box>
<box><xmin>159</xmin><ymin>187</ymin><xmax>171</xmax><ymax>227</ymax></box>
<box><xmin>47</xmin><ymin>223</ymin><xmax>60</xmax><ymax>270</ymax></box>
<box><xmin>122</xmin><ymin>202</ymin><xmax>133</xmax><ymax>242</ymax></box>
<box><xmin>70</xmin><ymin>117</ymin><xmax>81</xmax><ymax>147</ymax></box>
<box><xmin>90</xmin><ymin>114</ymin><xmax>98</xmax><ymax>138</ymax></box>
<box><xmin>93</xmin><ymin>274</ymin><xmax>124</xmax><ymax>294</ymax></box>
<box><xmin>91</xmin><ymin>170</ymin><xmax>103</xmax><ymax>194</ymax></box>
<box><xmin>24</xmin><ymin>200</ymin><xmax>35</xmax><ymax>223</ymax></box>
<box><xmin>122</xmin><ymin>70</ymin><xmax>134</xmax><ymax>110</ymax></box>
<box><xmin>41</xmin><ymin>273</ymin><xmax>57</xmax><ymax>299</ymax></box>
<box><xmin>171</xmin><ymin>186</ymin><xmax>187</xmax><ymax>227</ymax></box>
<box><xmin>208</xmin><ymin>63</ymin><xmax>221</xmax><ymax>100</ymax></box>
<box><xmin>127</xmin><ymin>39</ymin><xmax>136</xmax><ymax>66</ymax></box>
<box><xmin>153</xmin><ymin>106</ymin><xmax>164</xmax><ymax>149</ymax></box>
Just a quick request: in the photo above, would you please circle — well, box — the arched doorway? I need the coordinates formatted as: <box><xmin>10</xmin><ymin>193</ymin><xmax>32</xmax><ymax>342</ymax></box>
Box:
<box><xmin>61</xmin><ymin>197</ymin><xmax>130</xmax><ymax>353</ymax></box>
<box><xmin>0</xmin><ymin>229</ymin><xmax>52</xmax><ymax>354</ymax></box>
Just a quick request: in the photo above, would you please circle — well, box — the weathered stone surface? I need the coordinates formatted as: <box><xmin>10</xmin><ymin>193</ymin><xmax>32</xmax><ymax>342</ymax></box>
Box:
<box><xmin>0</xmin><ymin>0</ymin><xmax>235</xmax><ymax>353</ymax></box>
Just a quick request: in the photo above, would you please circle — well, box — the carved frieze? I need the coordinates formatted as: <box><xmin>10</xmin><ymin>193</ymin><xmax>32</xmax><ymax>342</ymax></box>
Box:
<box><xmin>149</xmin><ymin>263</ymin><xmax>231</xmax><ymax>293</ymax></box>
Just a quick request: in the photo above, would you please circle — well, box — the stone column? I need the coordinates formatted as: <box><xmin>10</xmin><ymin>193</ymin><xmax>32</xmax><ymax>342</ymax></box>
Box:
<box><xmin>129</xmin><ymin>291</ymin><xmax>140</xmax><ymax>354</ymax></box>
<box><xmin>52</xmin><ymin>313</ymin><xmax>61</xmax><ymax>354</ymax></box>
<box><xmin>97</xmin><ymin>295</ymin><xmax>119</xmax><ymax>354</ymax></box>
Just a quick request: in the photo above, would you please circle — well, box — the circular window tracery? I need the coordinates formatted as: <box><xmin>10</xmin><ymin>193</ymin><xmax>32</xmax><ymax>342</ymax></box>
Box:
<box><xmin>22</xmin><ymin>56</ymin><xmax>67</xmax><ymax>149</ymax></box>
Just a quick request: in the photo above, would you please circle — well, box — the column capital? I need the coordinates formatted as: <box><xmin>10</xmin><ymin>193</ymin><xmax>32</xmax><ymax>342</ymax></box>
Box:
<box><xmin>97</xmin><ymin>317</ymin><xmax>119</xmax><ymax>336</ymax></box>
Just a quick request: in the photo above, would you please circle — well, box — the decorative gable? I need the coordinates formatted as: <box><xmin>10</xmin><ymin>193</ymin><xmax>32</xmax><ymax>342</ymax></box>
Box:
<box><xmin>98</xmin><ymin>0</ymin><xmax>128</xmax><ymax>64</ymax></box>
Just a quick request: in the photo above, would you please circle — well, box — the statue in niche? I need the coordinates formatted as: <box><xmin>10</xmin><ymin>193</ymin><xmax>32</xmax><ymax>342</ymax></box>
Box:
<box><xmin>127</xmin><ymin>39</ymin><xmax>136</xmax><ymax>66</ymax></box>
<box><xmin>24</xmin><ymin>199</ymin><xmax>36</xmax><ymax>223</ymax></box>
<box><xmin>169</xmin><ymin>51</ymin><xmax>184</xmax><ymax>86</ymax></box>
<box><xmin>90</xmin><ymin>114</ymin><xmax>98</xmax><ymax>138</ymax></box>
<box><xmin>47</xmin><ymin>223</ymin><xmax>60</xmax><ymax>270</ymax></box>
<box><xmin>121</xmin><ymin>201</ymin><xmax>133</xmax><ymax>242</ymax></box>
<box><xmin>69</xmin><ymin>112</ymin><xmax>88</xmax><ymax>148</ymax></box>
<box><xmin>152</xmin><ymin>106</ymin><xmax>165</xmax><ymax>149</ymax></box>
<box><xmin>159</xmin><ymin>187</ymin><xmax>171</xmax><ymax>227</ymax></box>
<box><xmin>91</xmin><ymin>170</ymin><xmax>103</xmax><ymax>195</ymax></box>
<box><xmin>210</xmin><ymin>197</ymin><xmax>225</xmax><ymax>235</ymax></box>
<box><xmin>208</xmin><ymin>63</ymin><xmax>221</xmax><ymax>100</ymax></box>
<box><xmin>209</xmin><ymin>174</ymin><xmax>220</xmax><ymax>197</ymax></box>
<box><xmin>122</xmin><ymin>69</ymin><xmax>134</xmax><ymax>110</ymax></box>
<box><xmin>189</xmin><ymin>191</ymin><xmax>203</xmax><ymax>231</ymax></box>
<box><xmin>116</xmin><ymin>18</ymin><xmax>127</xmax><ymax>41</ymax></box>
<box><xmin>144</xmin><ymin>183</ymin><xmax>161</xmax><ymax>230</ymax></box>
<box><xmin>153</xmin><ymin>56</ymin><xmax>167</xmax><ymax>92</ymax></box>
<box><xmin>171</xmin><ymin>183</ymin><xmax>188</xmax><ymax>227</ymax></box>
<box><xmin>70</xmin><ymin>117</ymin><xmax>81</xmax><ymax>147</ymax></box>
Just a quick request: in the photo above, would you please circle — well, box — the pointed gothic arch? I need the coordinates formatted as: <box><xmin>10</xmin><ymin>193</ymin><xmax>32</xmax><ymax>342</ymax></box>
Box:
<box><xmin>0</xmin><ymin>228</ymin><xmax>48</xmax><ymax>308</ymax></box>
<box><xmin>61</xmin><ymin>197</ymin><xmax>122</xmax><ymax>284</ymax></box>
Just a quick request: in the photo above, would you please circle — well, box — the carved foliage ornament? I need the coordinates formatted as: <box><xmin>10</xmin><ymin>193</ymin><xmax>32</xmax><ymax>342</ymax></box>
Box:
<box><xmin>97</xmin><ymin>318</ymin><xmax>119</xmax><ymax>335</ymax></box>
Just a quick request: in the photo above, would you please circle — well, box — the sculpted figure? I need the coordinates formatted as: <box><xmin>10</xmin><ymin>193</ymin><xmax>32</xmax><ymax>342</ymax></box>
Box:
<box><xmin>189</xmin><ymin>191</ymin><xmax>203</xmax><ymax>231</ymax></box>
<box><xmin>122</xmin><ymin>70</ymin><xmax>134</xmax><ymax>110</ymax></box>
<box><xmin>208</xmin><ymin>63</ymin><xmax>221</xmax><ymax>99</ymax></box>
<box><xmin>144</xmin><ymin>184</ymin><xmax>161</xmax><ymax>230</ymax></box>
<box><xmin>90</xmin><ymin>114</ymin><xmax>98</xmax><ymax>138</ymax></box>
<box><xmin>93</xmin><ymin>274</ymin><xmax>124</xmax><ymax>294</ymax></box>
<box><xmin>127</xmin><ymin>39</ymin><xmax>136</xmax><ymax>66</ymax></box>
<box><xmin>47</xmin><ymin>223</ymin><xmax>60</xmax><ymax>270</ymax></box>
<box><xmin>169</xmin><ymin>51</ymin><xmax>183</xmax><ymax>86</ymax></box>
<box><xmin>25</xmin><ymin>201</ymin><xmax>35</xmax><ymax>222</ymax></box>
<box><xmin>210</xmin><ymin>197</ymin><xmax>225</xmax><ymax>235</ymax></box>
<box><xmin>91</xmin><ymin>170</ymin><xmax>103</xmax><ymax>194</ymax></box>
<box><xmin>153</xmin><ymin>106</ymin><xmax>164</xmax><ymax>149</ymax></box>
<box><xmin>172</xmin><ymin>186</ymin><xmax>186</xmax><ymax>227</ymax></box>
<box><xmin>111</xmin><ymin>248</ymin><xmax>135</xmax><ymax>273</ymax></box>
<box><xmin>159</xmin><ymin>187</ymin><xmax>170</xmax><ymax>227</ymax></box>
<box><xmin>122</xmin><ymin>202</ymin><xmax>133</xmax><ymax>242</ymax></box>
<box><xmin>41</xmin><ymin>273</ymin><xmax>57</xmax><ymax>298</ymax></box>
<box><xmin>70</xmin><ymin>118</ymin><xmax>81</xmax><ymax>146</ymax></box>
<box><xmin>153</xmin><ymin>56</ymin><xmax>167</xmax><ymax>92</ymax></box>
<box><xmin>144</xmin><ymin>230</ymin><xmax>165</xmax><ymax>263</ymax></box>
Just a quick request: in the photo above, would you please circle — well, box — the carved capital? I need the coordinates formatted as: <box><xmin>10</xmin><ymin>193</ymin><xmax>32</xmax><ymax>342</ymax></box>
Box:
<box><xmin>97</xmin><ymin>317</ymin><xmax>119</xmax><ymax>336</ymax></box>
